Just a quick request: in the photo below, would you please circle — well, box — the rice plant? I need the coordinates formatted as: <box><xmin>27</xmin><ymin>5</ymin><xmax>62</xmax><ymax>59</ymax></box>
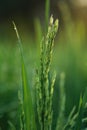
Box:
<box><xmin>35</xmin><ymin>16</ymin><xmax>58</xmax><ymax>130</ymax></box>
<box><xmin>12</xmin><ymin>1</ymin><xmax>87</xmax><ymax>129</ymax></box>
<box><xmin>12</xmin><ymin>14</ymin><xmax>87</xmax><ymax>130</ymax></box>
<box><xmin>13</xmin><ymin>13</ymin><xmax>59</xmax><ymax>130</ymax></box>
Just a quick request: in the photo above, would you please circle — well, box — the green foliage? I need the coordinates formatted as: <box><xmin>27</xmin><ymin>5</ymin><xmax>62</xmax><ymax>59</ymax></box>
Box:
<box><xmin>0</xmin><ymin>1</ymin><xmax>87</xmax><ymax>130</ymax></box>
<box><xmin>8</xmin><ymin>120</ymin><xmax>16</xmax><ymax>130</ymax></box>
<box><xmin>34</xmin><ymin>18</ymin><xmax>43</xmax><ymax>50</ymax></box>
<box><xmin>57</xmin><ymin>89</ymin><xmax>87</xmax><ymax>130</ymax></box>
<box><xmin>56</xmin><ymin>72</ymin><xmax>66</xmax><ymax>130</ymax></box>
<box><xmin>13</xmin><ymin>22</ymin><xmax>36</xmax><ymax>130</ymax></box>
<box><xmin>45</xmin><ymin>0</ymin><xmax>50</xmax><ymax>33</ymax></box>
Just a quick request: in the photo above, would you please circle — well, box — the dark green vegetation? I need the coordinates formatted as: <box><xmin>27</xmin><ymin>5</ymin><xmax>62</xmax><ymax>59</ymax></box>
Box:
<box><xmin>0</xmin><ymin>20</ymin><xmax>87</xmax><ymax>130</ymax></box>
<box><xmin>0</xmin><ymin>0</ymin><xmax>87</xmax><ymax>130</ymax></box>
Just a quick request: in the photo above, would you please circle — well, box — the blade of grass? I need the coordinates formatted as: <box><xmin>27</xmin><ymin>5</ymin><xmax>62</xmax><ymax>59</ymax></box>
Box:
<box><xmin>74</xmin><ymin>94</ymin><xmax>83</xmax><ymax>130</ymax></box>
<box><xmin>34</xmin><ymin>18</ymin><xmax>43</xmax><ymax>51</ymax></box>
<box><xmin>56</xmin><ymin>72</ymin><xmax>66</xmax><ymax>130</ymax></box>
<box><xmin>8</xmin><ymin>120</ymin><xmax>16</xmax><ymax>130</ymax></box>
<box><xmin>13</xmin><ymin>21</ymin><xmax>36</xmax><ymax>130</ymax></box>
<box><xmin>63</xmin><ymin>106</ymin><xmax>78</xmax><ymax>130</ymax></box>
<box><xmin>45</xmin><ymin>0</ymin><xmax>50</xmax><ymax>33</ymax></box>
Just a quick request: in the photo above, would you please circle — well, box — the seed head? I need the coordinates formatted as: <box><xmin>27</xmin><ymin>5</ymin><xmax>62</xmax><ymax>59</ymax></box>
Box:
<box><xmin>54</xmin><ymin>19</ymin><xmax>59</xmax><ymax>28</ymax></box>
<box><xmin>50</xmin><ymin>15</ymin><xmax>53</xmax><ymax>26</ymax></box>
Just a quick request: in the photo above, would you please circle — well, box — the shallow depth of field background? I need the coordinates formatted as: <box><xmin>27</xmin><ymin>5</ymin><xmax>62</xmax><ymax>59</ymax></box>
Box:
<box><xmin>0</xmin><ymin>0</ymin><xmax>87</xmax><ymax>129</ymax></box>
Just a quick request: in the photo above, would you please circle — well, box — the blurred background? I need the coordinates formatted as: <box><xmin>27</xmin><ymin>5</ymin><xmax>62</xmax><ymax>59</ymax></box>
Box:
<box><xmin>0</xmin><ymin>0</ymin><xmax>87</xmax><ymax>129</ymax></box>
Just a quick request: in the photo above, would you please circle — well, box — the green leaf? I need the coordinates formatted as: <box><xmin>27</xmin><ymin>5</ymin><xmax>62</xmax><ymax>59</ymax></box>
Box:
<box><xmin>13</xmin><ymin>22</ymin><xmax>36</xmax><ymax>130</ymax></box>
<box><xmin>22</xmin><ymin>58</ymin><xmax>36</xmax><ymax>130</ymax></box>
<box><xmin>82</xmin><ymin>87</ymin><xmax>87</xmax><ymax>107</ymax></box>
<box><xmin>8</xmin><ymin>120</ymin><xmax>16</xmax><ymax>130</ymax></box>
<box><xmin>45</xmin><ymin>0</ymin><xmax>50</xmax><ymax>33</ymax></box>
<box><xmin>75</xmin><ymin>94</ymin><xmax>83</xmax><ymax>130</ymax></box>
